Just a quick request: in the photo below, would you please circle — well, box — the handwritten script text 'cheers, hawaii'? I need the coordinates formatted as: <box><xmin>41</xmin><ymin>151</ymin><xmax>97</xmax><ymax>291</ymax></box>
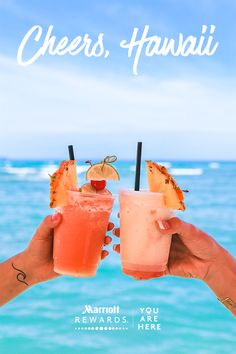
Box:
<box><xmin>17</xmin><ymin>25</ymin><xmax>219</xmax><ymax>75</ymax></box>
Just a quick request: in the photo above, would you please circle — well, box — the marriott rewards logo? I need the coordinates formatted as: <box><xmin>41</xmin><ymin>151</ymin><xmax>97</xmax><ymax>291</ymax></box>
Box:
<box><xmin>74</xmin><ymin>305</ymin><xmax>161</xmax><ymax>332</ymax></box>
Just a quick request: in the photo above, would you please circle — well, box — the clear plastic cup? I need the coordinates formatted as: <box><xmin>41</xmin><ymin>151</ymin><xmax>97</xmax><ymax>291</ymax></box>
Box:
<box><xmin>53</xmin><ymin>191</ymin><xmax>114</xmax><ymax>277</ymax></box>
<box><xmin>119</xmin><ymin>190</ymin><xmax>173</xmax><ymax>278</ymax></box>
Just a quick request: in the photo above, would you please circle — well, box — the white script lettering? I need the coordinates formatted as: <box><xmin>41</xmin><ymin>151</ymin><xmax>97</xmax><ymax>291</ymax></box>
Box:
<box><xmin>120</xmin><ymin>24</ymin><xmax>219</xmax><ymax>74</ymax></box>
<box><xmin>17</xmin><ymin>25</ymin><xmax>109</xmax><ymax>66</ymax></box>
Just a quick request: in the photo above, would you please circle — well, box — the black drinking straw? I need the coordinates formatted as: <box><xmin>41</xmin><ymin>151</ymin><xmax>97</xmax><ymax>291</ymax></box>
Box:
<box><xmin>134</xmin><ymin>142</ymin><xmax>142</xmax><ymax>191</ymax></box>
<box><xmin>68</xmin><ymin>145</ymin><xmax>75</xmax><ymax>160</ymax></box>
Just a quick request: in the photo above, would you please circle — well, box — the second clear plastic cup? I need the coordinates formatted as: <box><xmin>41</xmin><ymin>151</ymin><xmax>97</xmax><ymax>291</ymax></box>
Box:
<box><xmin>53</xmin><ymin>191</ymin><xmax>115</xmax><ymax>277</ymax></box>
<box><xmin>119</xmin><ymin>190</ymin><xmax>173</xmax><ymax>278</ymax></box>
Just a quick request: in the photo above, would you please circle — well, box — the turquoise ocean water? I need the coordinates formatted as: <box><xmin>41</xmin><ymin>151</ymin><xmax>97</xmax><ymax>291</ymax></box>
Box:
<box><xmin>0</xmin><ymin>159</ymin><xmax>235</xmax><ymax>354</ymax></box>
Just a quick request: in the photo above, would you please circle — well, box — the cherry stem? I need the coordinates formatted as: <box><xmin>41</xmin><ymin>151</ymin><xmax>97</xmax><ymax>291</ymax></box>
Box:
<box><xmin>85</xmin><ymin>160</ymin><xmax>92</xmax><ymax>166</ymax></box>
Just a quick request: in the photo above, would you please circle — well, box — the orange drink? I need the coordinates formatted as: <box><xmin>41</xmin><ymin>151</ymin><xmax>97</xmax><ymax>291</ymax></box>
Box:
<box><xmin>53</xmin><ymin>191</ymin><xmax>114</xmax><ymax>277</ymax></box>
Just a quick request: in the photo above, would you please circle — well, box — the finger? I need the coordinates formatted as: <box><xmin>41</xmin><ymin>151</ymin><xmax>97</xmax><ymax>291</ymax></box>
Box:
<box><xmin>34</xmin><ymin>214</ymin><xmax>62</xmax><ymax>241</ymax></box>
<box><xmin>156</xmin><ymin>220</ymin><xmax>171</xmax><ymax>231</ymax></box>
<box><xmin>104</xmin><ymin>235</ymin><xmax>112</xmax><ymax>245</ymax></box>
<box><xmin>113</xmin><ymin>244</ymin><xmax>120</xmax><ymax>253</ymax></box>
<box><xmin>107</xmin><ymin>222</ymin><xmax>114</xmax><ymax>231</ymax></box>
<box><xmin>156</xmin><ymin>217</ymin><xmax>219</xmax><ymax>258</ymax></box>
<box><xmin>156</xmin><ymin>218</ymin><xmax>197</xmax><ymax>238</ymax></box>
<box><xmin>112</xmin><ymin>228</ymin><xmax>120</xmax><ymax>237</ymax></box>
<box><xmin>101</xmin><ymin>250</ymin><xmax>109</xmax><ymax>260</ymax></box>
<box><xmin>51</xmin><ymin>213</ymin><xmax>62</xmax><ymax>227</ymax></box>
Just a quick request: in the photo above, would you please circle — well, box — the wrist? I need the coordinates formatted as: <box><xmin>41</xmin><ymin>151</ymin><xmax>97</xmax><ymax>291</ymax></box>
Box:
<box><xmin>204</xmin><ymin>248</ymin><xmax>236</xmax><ymax>316</ymax></box>
<box><xmin>12</xmin><ymin>251</ymin><xmax>39</xmax><ymax>287</ymax></box>
<box><xmin>0</xmin><ymin>251</ymin><xmax>37</xmax><ymax>307</ymax></box>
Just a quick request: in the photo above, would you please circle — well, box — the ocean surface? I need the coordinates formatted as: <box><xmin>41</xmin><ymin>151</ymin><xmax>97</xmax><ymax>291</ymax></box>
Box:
<box><xmin>0</xmin><ymin>159</ymin><xmax>235</xmax><ymax>354</ymax></box>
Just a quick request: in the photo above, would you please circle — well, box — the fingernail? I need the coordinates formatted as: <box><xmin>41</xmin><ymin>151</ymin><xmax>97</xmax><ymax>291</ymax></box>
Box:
<box><xmin>109</xmin><ymin>222</ymin><xmax>114</xmax><ymax>229</ymax></box>
<box><xmin>113</xmin><ymin>245</ymin><xmax>117</xmax><ymax>251</ymax></box>
<box><xmin>157</xmin><ymin>220</ymin><xmax>170</xmax><ymax>230</ymax></box>
<box><xmin>52</xmin><ymin>213</ymin><xmax>60</xmax><ymax>222</ymax></box>
<box><xmin>104</xmin><ymin>237</ymin><xmax>111</xmax><ymax>245</ymax></box>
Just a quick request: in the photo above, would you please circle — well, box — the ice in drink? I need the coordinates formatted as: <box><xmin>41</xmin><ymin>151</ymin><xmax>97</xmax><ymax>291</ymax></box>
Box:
<box><xmin>119</xmin><ymin>190</ymin><xmax>173</xmax><ymax>278</ymax></box>
<box><xmin>53</xmin><ymin>191</ymin><xmax>114</xmax><ymax>277</ymax></box>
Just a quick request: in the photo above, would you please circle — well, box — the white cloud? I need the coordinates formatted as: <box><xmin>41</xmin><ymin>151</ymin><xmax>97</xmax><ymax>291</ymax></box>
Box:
<box><xmin>0</xmin><ymin>53</ymin><xmax>236</xmax><ymax>159</ymax></box>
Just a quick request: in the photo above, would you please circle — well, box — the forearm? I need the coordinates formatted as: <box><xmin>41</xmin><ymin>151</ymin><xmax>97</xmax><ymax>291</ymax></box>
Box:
<box><xmin>0</xmin><ymin>251</ymin><xmax>36</xmax><ymax>307</ymax></box>
<box><xmin>205</xmin><ymin>248</ymin><xmax>236</xmax><ymax>316</ymax></box>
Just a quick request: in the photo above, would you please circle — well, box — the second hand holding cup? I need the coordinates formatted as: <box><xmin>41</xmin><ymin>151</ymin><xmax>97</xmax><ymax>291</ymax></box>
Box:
<box><xmin>119</xmin><ymin>142</ymin><xmax>173</xmax><ymax>279</ymax></box>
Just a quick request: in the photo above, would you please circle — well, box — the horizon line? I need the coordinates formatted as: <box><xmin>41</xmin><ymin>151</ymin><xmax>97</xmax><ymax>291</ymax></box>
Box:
<box><xmin>1</xmin><ymin>157</ymin><xmax>236</xmax><ymax>163</ymax></box>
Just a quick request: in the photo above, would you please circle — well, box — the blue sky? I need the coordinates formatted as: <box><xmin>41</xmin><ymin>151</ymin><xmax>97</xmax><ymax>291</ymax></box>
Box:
<box><xmin>0</xmin><ymin>0</ymin><xmax>236</xmax><ymax>159</ymax></box>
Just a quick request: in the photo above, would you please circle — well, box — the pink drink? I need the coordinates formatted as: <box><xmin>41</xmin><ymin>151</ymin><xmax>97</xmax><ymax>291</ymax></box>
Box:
<box><xmin>53</xmin><ymin>191</ymin><xmax>114</xmax><ymax>277</ymax></box>
<box><xmin>119</xmin><ymin>191</ymin><xmax>173</xmax><ymax>278</ymax></box>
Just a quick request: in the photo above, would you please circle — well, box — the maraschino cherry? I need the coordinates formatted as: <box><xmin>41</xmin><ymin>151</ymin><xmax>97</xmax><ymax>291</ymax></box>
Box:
<box><xmin>90</xmin><ymin>180</ymin><xmax>106</xmax><ymax>191</ymax></box>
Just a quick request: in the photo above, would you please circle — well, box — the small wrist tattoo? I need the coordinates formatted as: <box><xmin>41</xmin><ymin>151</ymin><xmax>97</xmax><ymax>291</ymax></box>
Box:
<box><xmin>12</xmin><ymin>263</ymin><xmax>29</xmax><ymax>286</ymax></box>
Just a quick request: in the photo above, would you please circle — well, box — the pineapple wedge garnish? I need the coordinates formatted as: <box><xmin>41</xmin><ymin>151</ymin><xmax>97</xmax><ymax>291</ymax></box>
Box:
<box><xmin>146</xmin><ymin>161</ymin><xmax>186</xmax><ymax>211</ymax></box>
<box><xmin>49</xmin><ymin>160</ymin><xmax>77</xmax><ymax>208</ymax></box>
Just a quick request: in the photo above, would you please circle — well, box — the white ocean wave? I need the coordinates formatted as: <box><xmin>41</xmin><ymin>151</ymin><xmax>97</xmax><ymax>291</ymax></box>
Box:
<box><xmin>76</xmin><ymin>165</ymin><xmax>88</xmax><ymax>174</ymax></box>
<box><xmin>158</xmin><ymin>161</ymin><xmax>172</xmax><ymax>168</ymax></box>
<box><xmin>130</xmin><ymin>162</ymin><xmax>171</xmax><ymax>172</ymax></box>
<box><xmin>40</xmin><ymin>164</ymin><xmax>87</xmax><ymax>179</ymax></box>
<box><xmin>170</xmin><ymin>168</ymin><xmax>203</xmax><ymax>176</ymax></box>
<box><xmin>3</xmin><ymin>163</ymin><xmax>88</xmax><ymax>181</ymax></box>
<box><xmin>39</xmin><ymin>165</ymin><xmax>58</xmax><ymax>179</ymax></box>
<box><xmin>4</xmin><ymin>166</ymin><xmax>37</xmax><ymax>175</ymax></box>
<box><xmin>209</xmin><ymin>162</ymin><xmax>220</xmax><ymax>169</ymax></box>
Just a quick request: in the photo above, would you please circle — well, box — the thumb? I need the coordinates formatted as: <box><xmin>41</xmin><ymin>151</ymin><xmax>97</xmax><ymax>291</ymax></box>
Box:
<box><xmin>34</xmin><ymin>214</ymin><xmax>61</xmax><ymax>241</ymax></box>
<box><xmin>156</xmin><ymin>217</ymin><xmax>193</xmax><ymax>237</ymax></box>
